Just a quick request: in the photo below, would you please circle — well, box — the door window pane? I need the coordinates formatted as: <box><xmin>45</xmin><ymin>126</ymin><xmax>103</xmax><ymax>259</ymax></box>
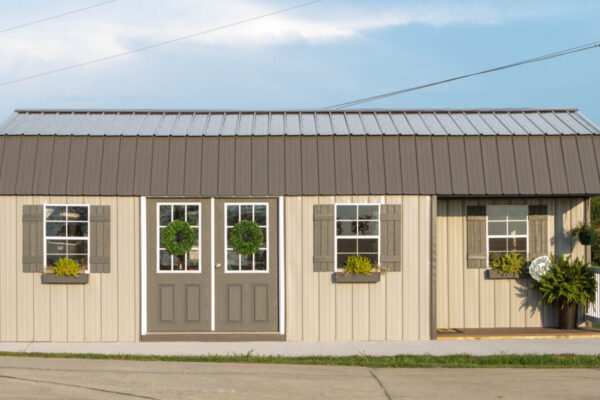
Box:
<box><xmin>227</xmin><ymin>205</ymin><xmax>239</xmax><ymax>226</ymax></box>
<box><xmin>187</xmin><ymin>205</ymin><xmax>199</xmax><ymax>225</ymax></box>
<box><xmin>157</xmin><ymin>203</ymin><xmax>201</xmax><ymax>273</ymax></box>
<box><xmin>241</xmin><ymin>205</ymin><xmax>253</xmax><ymax>221</ymax></box>
<box><xmin>159</xmin><ymin>205</ymin><xmax>171</xmax><ymax>225</ymax></box>
<box><xmin>225</xmin><ymin>203</ymin><xmax>269</xmax><ymax>272</ymax></box>
<box><xmin>173</xmin><ymin>205</ymin><xmax>185</xmax><ymax>221</ymax></box>
<box><xmin>254</xmin><ymin>205</ymin><xmax>267</xmax><ymax>225</ymax></box>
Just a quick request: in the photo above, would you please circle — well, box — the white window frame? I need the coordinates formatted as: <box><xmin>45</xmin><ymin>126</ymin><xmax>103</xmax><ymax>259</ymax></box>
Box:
<box><xmin>224</xmin><ymin>202</ymin><xmax>269</xmax><ymax>274</ymax></box>
<box><xmin>334</xmin><ymin>203</ymin><xmax>381</xmax><ymax>272</ymax></box>
<box><xmin>43</xmin><ymin>204</ymin><xmax>90</xmax><ymax>274</ymax></box>
<box><xmin>156</xmin><ymin>202</ymin><xmax>202</xmax><ymax>274</ymax></box>
<box><xmin>486</xmin><ymin>205</ymin><xmax>529</xmax><ymax>268</ymax></box>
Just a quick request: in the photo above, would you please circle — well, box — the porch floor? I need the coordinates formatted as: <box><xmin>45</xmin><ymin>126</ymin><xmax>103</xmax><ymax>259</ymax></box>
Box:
<box><xmin>438</xmin><ymin>327</ymin><xmax>600</xmax><ymax>340</ymax></box>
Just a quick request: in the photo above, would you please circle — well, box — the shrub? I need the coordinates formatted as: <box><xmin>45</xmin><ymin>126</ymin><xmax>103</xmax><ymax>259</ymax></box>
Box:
<box><xmin>490</xmin><ymin>252</ymin><xmax>525</xmax><ymax>276</ymax></box>
<box><xmin>344</xmin><ymin>255</ymin><xmax>375</xmax><ymax>276</ymax></box>
<box><xmin>532</xmin><ymin>254</ymin><xmax>597</xmax><ymax>309</ymax></box>
<box><xmin>53</xmin><ymin>257</ymin><xmax>80</xmax><ymax>277</ymax></box>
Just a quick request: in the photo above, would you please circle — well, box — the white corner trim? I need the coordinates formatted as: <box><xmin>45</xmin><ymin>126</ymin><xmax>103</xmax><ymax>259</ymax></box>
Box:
<box><xmin>140</xmin><ymin>196</ymin><xmax>147</xmax><ymax>336</ymax></box>
<box><xmin>278</xmin><ymin>196</ymin><xmax>285</xmax><ymax>335</ymax></box>
<box><xmin>211</xmin><ymin>197</ymin><xmax>216</xmax><ymax>331</ymax></box>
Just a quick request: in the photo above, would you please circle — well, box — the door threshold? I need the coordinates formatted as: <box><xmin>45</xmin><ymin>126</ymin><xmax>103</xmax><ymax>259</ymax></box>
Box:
<box><xmin>141</xmin><ymin>332</ymin><xmax>286</xmax><ymax>342</ymax></box>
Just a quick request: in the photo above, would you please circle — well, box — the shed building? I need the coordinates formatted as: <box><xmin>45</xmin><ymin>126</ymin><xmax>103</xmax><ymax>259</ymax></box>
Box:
<box><xmin>0</xmin><ymin>108</ymin><xmax>598</xmax><ymax>342</ymax></box>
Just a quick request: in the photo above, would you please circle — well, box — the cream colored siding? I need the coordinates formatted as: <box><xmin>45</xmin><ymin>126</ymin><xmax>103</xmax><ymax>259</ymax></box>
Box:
<box><xmin>437</xmin><ymin>198</ymin><xmax>587</xmax><ymax>329</ymax></box>
<box><xmin>0</xmin><ymin>196</ymin><xmax>140</xmax><ymax>342</ymax></box>
<box><xmin>285</xmin><ymin>195</ymin><xmax>432</xmax><ymax>341</ymax></box>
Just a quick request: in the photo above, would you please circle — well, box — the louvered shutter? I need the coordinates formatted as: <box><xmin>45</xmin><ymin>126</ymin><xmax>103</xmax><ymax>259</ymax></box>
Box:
<box><xmin>313</xmin><ymin>204</ymin><xmax>334</xmax><ymax>272</ymax></box>
<box><xmin>380</xmin><ymin>204</ymin><xmax>402</xmax><ymax>271</ymax></box>
<box><xmin>90</xmin><ymin>205</ymin><xmax>111</xmax><ymax>273</ymax></box>
<box><xmin>467</xmin><ymin>205</ymin><xmax>487</xmax><ymax>268</ymax></box>
<box><xmin>22</xmin><ymin>205</ymin><xmax>44</xmax><ymax>272</ymax></box>
<box><xmin>528</xmin><ymin>205</ymin><xmax>548</xmax><ymax>260</ymax></box>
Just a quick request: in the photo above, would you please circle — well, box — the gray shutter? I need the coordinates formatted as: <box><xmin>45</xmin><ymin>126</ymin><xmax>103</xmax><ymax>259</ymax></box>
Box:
<box><xmin>380</xmin><ymin>204</ymin><xmax>402</xmax><ymax>271</ymax></box>
<box><xmin>22</xmin><ymin>205</ymin><xmax>44</xmax><ymax>272</ymax></box>
<box><xmin>528</xmin><ymin>205</ymin><xmax>548</xmax><ymax>260</ymax></box>
<box><xmin>467</xmin><ymin>205</ymin><xmax>487</xmax><ymax>269</ymax></box>
<box><xmin>90</xmin><ymin>205</ymin><xmax>111</xmax><ymax>273</ymax></box>
<box><xmin>313</xmin><ymin>204</ymin><xmax>334</xmax><ymax>272</ymax></box>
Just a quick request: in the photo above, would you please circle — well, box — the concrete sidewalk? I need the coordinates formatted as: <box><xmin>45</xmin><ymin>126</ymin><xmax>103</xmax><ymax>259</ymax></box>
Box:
<box><xmin>0</xmin><ymin>338</ymin><xmax>599</xmax><ymax>357</ymax></box>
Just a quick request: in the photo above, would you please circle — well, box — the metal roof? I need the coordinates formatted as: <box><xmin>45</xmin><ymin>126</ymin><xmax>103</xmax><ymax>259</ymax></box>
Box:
<box><xmin>1</xmin><ymin>135</ymin><xmax>599</xmax><ymax>196</ymax></box>
<box><xmin>1</xmin><ymin>108</ymin><xmax>598</xmax><ymax>136</ymax></box>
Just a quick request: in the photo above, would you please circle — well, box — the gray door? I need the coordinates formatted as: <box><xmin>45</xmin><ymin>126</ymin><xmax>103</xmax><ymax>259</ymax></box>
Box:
<box><xmin>214</xmin><ymin>199</ymin><xmax>278</xmax><ymax>331</ymax></box>
<box><xmin>147</xmin><ymin>199</ymin><xmax>211</xmax><ymax>331</ymax></box>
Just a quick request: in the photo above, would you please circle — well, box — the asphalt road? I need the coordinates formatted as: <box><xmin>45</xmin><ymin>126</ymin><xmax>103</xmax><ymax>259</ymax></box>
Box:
<box><xmin>0</xmin><ymin>356</ymin><xmax>598</xmax><ymax>399</ymax></box>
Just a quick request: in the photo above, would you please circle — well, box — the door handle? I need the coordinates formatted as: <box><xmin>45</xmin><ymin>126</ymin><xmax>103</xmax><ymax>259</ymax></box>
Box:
<box><xmin>215</xmin><ymin>263</ymin><xmax>221</xmax><ymax>269</ymax></box>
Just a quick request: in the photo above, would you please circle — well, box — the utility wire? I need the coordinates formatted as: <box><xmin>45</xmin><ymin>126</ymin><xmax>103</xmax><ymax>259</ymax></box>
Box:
<box><xmin>0</xmin><ymin>0</ymin><xmax>117</xmax><ymax>34</ymax></box>
<box><xmin>0</xmin><ymin>0</ymin><xmax>323</xmax><ymax>87</ymax></box>
<box><xmin>324</xmin><ymin>40</ymin><xmax>600</xmax><ymax>109</ymax></box>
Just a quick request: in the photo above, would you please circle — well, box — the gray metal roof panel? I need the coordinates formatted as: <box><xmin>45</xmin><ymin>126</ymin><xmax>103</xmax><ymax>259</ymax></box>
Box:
<box><xmin>1</xmin><ymin>134</ymin><xmax>599</xmax><ymax>196</ymax></box>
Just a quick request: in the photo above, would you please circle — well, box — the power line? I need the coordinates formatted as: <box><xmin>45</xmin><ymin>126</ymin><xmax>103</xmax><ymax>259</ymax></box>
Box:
<box><xmin>0</xmin><ymin>0</ymin><xmax>323</xmax><ymax>87</ymax></box>
<box><xmin>324</xmin><ymin>40</ymin><xmax>600</xmax><ymax>109</ymax></box>
<box><xmin>0</xmin><ymin>0</ymin><xmax>117</xmax><ymax>34</ymax></box>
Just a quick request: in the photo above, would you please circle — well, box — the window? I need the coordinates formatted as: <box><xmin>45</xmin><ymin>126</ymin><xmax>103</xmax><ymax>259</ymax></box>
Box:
<box><xmin>226</xmin><ymin>203</ymin><xmax>268</xmax><ymax>272</ymax></box>
<box><xmin>157</xmin><ymin>203</ymin><xmax>201</xmax><ymax>272</ymax></box>
<box><xmin>335</xmin><ymin>204</ymin><xmax>380</xmax><ymax>270</ymax></box>
<box><xmin>45</xmin><ymin>205</ymin><xmax>89</xmax><ymax>272</ymax></box>
<box><xmin>487</xmin><ymin>205</ymin><xmax>528</xmax><ymax>264</ymax></box>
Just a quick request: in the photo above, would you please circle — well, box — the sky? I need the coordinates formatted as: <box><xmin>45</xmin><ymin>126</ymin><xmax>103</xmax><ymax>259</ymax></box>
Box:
<box><xmin>0</xmin><ymin>0</ymin><xmax>599</xmax><ymax>123</ymax></box>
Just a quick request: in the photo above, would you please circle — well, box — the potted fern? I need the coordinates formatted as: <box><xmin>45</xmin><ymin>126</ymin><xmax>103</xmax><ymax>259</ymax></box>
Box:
<box><xmin>532</xmin><ymin>254</ymin><xmax>597</xmax><ymax>329</ymax></box>
<box><xmin>488</xmin><ymin>252</ymin><xmax>526</xmax><ymax>279</ymax></box>
<box><xmin>334</xmin><ymin>255</ymin><xmax>381</xmax><ymax>283</ymax></box>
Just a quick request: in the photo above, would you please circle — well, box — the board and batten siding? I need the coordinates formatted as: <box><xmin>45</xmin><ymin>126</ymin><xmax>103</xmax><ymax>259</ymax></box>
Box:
<box><xmin>0</xmin><ymin>196</ymin><xmax>140</xmax><ymax>342</ymax></box>
<box><xmin>437</xmin><ymin>198</ymin><xmax>587</xmax><ymax>329</ymax></box>
<box><xmin>285</xmin><ymin>195</ymin><xmax>432</xmax><ymax>341</ymax></box>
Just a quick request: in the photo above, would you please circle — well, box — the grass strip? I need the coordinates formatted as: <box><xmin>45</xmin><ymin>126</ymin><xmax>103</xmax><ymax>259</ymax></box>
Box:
<box><xmin>1</xmin><ymin>352</ymin><xmax>600</xmax><ymax>368</ymax></box>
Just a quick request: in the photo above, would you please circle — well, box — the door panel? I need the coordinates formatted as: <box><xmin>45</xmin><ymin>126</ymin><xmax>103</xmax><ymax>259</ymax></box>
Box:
<box><xmin>214</xmin><ymin>198</ymin><xmax>278</xmax><ymax>331</ymax></box>
<box><xmin>147</xmin><ymin>199</ymin><xmax>211</xmax><ymax>331</ymax></box>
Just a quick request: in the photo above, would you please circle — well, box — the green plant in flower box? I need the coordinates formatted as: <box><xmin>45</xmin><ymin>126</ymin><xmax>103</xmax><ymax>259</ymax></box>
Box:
<box><xmin>53</xmin><ymin>257</ymin><xmax>80</xmax><ymax>277</ymax></box>
<box><xmin>490</xmin><ymin>252</ymin><xmax>525</xmax><ymax>276</ymax></box>
<box><xmin>344</xmin><ymin>255</ymin><xmax>375</xmax><ymax>276</ymax></box>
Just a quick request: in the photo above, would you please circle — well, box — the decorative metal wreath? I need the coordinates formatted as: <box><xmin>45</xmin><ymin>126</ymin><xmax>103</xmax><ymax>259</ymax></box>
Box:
<box><xmin>161</xmin><ymin>220</ymin><xmax>196</xmax><ymax>256</ymax></box>
<box><xmin>229</xmin><ymin>220</ymin><xmax>263</xmax><ymax>256</ymax></box>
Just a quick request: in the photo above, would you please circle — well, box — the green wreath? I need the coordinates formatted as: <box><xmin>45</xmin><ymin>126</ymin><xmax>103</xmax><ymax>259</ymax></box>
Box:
<box><xmin>230</xmin><ymin>220</ymin><xmax>263</xmax><ymax>256</ymax></box>
<box><xmin>161</xmin><ymin>220</ymin><xmax>196</xmax><ymax>256</ymax></box>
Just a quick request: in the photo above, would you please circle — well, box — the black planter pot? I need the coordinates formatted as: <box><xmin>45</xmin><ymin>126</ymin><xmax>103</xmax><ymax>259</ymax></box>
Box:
<box><xmin>578</xmin><ymin>229</ymin><xmax>598</xmax><ymax>246</ymax></box>
<box><xmin>558</xmin><ymin>303</ymin><xmax>577</xmax><ymax>329</ymax></box>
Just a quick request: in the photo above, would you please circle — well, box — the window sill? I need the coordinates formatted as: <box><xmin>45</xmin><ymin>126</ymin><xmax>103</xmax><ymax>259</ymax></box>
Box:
<box><xmin>333</xmin><ymin>272</ymin><xmax>381</xmax><ymax>283</ymax></box>
<box><xmin>41</xmin><ymin>274</ymin><xmax>89</xmax><ymax>284</ymax></box>
<box><xmin>486</xmin><ymin>270</ymin><xmax>529</xmax><ymax>280</ymax></box>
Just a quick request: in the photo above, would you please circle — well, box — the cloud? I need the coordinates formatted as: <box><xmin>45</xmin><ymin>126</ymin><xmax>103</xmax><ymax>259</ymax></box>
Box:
<box><xmin>0</xmin><ymin>0</ymin><xmax>589</xmax><ymax>73</ymax></box>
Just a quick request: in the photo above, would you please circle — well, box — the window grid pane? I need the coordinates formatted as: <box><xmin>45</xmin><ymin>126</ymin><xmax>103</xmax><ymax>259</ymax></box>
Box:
<box><xmin>487</xmin><ymin>205</ymin><xmax>528</xmax><ymax>265</ymax></box>
<box><xmin>335</xmin><ymin>204</ymin><xmax>380</xmax><ymax>270</ymax></box>
<box><xmin>45</xmin><ymin>205</ymin><xmax>90</xmax><ymax>272</ymax></box>
<box><xmin>158</xmin><ymin>204</ymin><xmax>200</xmax><ymax>272</ymax></box>
<box><xmin>226</xmin><ymin>204</ymin><xmax>268</xmax><ymax>272</ymax></box>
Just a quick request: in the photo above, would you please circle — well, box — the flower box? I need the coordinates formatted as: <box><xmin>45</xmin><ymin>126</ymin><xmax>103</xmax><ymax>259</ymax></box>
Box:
<box><xmin>486</xmin><ymin>270</ymin><xmax>528</xmax><ymax>280</ymax></box>
<box><xmin>41</xmin><ymin>274</ymin><xmax>89</xmax><ymax>284</ymax></box>
<box><xmin>333</xmin><ymin>272</ymin><xmax>381</xmax><ymax>283</ymax></box>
